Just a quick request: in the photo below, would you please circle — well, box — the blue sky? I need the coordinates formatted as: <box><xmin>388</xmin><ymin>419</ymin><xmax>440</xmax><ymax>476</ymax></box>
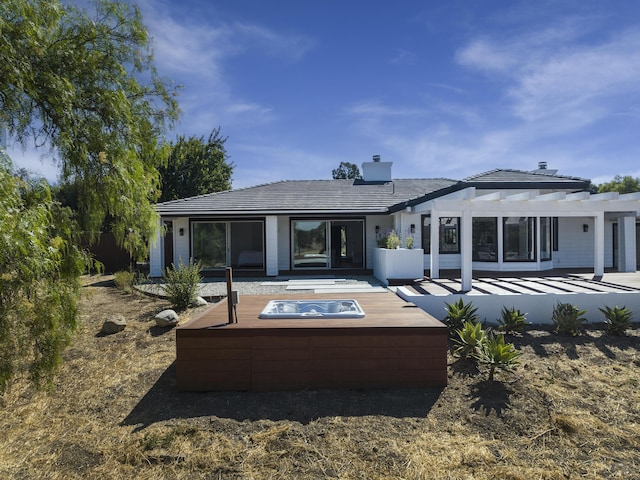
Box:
<box><xmin>8</xmin><ymin>0</ymin><xmax>640</xmax><ymax>188</ymax></box>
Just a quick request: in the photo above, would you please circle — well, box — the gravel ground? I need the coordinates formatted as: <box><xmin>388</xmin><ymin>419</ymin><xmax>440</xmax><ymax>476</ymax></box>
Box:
<box><xmin>137</xmin><ymin>275</ymin><xmax>387</xmax><ymax>300</ymax></box>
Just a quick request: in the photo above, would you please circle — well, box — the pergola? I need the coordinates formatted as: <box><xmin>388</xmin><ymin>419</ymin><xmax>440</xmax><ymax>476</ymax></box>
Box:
<box><xmin>414</xmin><ymin>187</ymin><xmax>640</xmax><ymax>291</ymax></box>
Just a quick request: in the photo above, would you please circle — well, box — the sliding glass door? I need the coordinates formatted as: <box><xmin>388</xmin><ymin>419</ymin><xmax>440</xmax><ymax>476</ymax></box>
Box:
<box><xmin>292</xmin><ymin>219</ymin><xmax>364</xmax><ymax>269</ymax></box>
<box><xmin>192</xmin><ymin>220</ymin><xmax>264</xmax><ymax>270</ymax></box>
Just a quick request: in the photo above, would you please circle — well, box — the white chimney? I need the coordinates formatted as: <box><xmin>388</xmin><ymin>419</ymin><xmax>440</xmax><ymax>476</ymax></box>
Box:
<box><xmin>361</xmin><ymin>155</ymin><xmax>392</xmax><ymax>182</ymax></box>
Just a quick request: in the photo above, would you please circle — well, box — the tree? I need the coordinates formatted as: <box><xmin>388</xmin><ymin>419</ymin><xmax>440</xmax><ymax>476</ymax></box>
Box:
<box><xmin>0</xmin><ymin>0</ymin><xmax>178</xmax><ymax>391</ymax></box>
<box><xmin>0</xmin><ymin>0</ymin><xmax>179</xmax><ymax>254</ymax></box>
<box><xmin>332</xmin><ymin>161</ymin><xmax>362</xmax><ymax>179</ymax></box>
<box><xmin>597</xmin><ymin>175</ymin><xmax>640</xmax><ymax>194</ymax></box>
<box><xmin>158</xmin><ymin>128</ymin><xmax>234</xmax><ymax>202</ymax></box>
<box><xmin>0</xmin><ymin>156</ymin><xmax>90</xmax><ymax>393</ymax></box>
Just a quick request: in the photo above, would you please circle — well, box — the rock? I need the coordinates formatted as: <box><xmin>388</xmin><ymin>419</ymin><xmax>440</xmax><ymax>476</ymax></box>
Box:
<box><xmin>101</xmin><ymin>314</ymin><xmax>126</xmax><ymax>334</ymax></box>
<box><xmin>155</xmin><ymin>309</ymin><xmax>179</xmax><ymax>327</ymax></box>
<box><xmin>191</xmin><ymin>296</ymin><xmax>208</xmax><ymax>307</ymax></box>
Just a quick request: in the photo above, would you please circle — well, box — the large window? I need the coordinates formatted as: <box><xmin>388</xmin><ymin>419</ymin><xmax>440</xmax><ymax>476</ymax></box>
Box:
<box><xmin>503</xmin><ymin>217</ymin><xmax>536</xmax><ymax>262</ymax></box>
<box><xmin>292</xmin><ymin>219</ymin><xmax>364</xmax><ymax>269</ymax></box>
<box><xmin>540</xmin><ymin>217</ymin><xmax>552</xmax><ymax>261</ymax></box>
<box><xmin>192</xmin><ymin>220</ymin><xmax>264</xmax><ymax>270</ymax></box>
<box><xmin>472</xmin><ymin>217</ymin><xmax>498</xmax><ymax>262</ymax></box>
<box><xmin>422</xmin><ymin>216</ymin><xmax>460</xmax><ymax>254</ymax></box>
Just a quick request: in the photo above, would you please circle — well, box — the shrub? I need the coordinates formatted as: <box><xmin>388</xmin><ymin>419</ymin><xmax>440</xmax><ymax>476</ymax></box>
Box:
<box><xmin>114</xmin><ymin>270</ymin><xmax>135</xmax><ymax>293</ymax></box>
<box><xmin>443</xmin><ymin>298</ymin><xmax>479</xmax><ymax>332</ymax></box>
<box><xmin>162</xmin><ymin>260</ymin><xmax>202</xmax><ymax>310</ymax></box>
<box><xmin>453</xmin><ymin>321</ymin><xmax>486</xmax><ymax>359</ymax></box>
<box><xmin>599</xmin><ymin>305</ymin><xmax>632</xmax><ymax>336</ymax></box>
<box><xmin>497</xmin><ymin>306</ymin><xmax>528</xmax><ymax>334</ymax></box>
<box><xmin>405</xmin><ymin>236</ymin><xmax>414</xmax><ymax>249</ymax></box>
<box><xmin>552</xmin><ymin>302</ymin><xmax>587</xmax><ymax>336</ymax></box>
<box><xmin>474</xmin><ymin>332</ymin><xmax>521</xmax><ymax>381</ymax></box>
<box><xmin>386</xmin><ymin>230</ymin><xmax>401</xmax><ymax>249</ymax></box>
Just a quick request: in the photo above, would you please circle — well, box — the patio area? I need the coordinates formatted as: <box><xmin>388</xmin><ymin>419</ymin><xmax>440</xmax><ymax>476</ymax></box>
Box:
<box><xmin>397</xmin><ymin>271</ymin><xmax>640</xmax><ymax>325</ymax></box>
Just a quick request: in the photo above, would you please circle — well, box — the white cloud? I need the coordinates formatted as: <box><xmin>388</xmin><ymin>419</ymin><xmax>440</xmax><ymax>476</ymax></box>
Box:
<box><xmin>138</xmin><ymin>0</ymin><xmax>314</xmax><ymax>135</ymax></box>
<box><xmin>457</xmin><ymin>24</ymin><xmax>640</xmax><ymax>127</ymax></box>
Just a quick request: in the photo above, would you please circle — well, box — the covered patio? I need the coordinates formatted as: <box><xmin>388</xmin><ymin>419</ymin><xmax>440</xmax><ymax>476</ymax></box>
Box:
<box><xmin>416</xmin><ymin>187</ymin><xmax>640</xmax><ymax>291</ymax></box>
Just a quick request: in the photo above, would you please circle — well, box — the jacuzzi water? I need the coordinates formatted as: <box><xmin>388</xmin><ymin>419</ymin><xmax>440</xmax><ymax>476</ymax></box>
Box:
<box><xmin>259</xmin><ymin>299</ymin><xmax>365</xmax><ymax>319</ymax></box>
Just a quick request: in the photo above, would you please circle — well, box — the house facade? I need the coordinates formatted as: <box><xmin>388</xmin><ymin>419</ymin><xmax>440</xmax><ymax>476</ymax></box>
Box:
<box><xmin>150</xmin><ymin>159</ymin><xmax>640</xmax><ymax>284</ymax></box>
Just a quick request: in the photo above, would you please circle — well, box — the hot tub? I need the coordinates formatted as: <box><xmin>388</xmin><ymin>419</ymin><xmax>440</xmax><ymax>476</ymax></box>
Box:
<box><xmin>259</xmin><ymin>299</ymin><xmax>365</xmax><ymax>319</ymax></box>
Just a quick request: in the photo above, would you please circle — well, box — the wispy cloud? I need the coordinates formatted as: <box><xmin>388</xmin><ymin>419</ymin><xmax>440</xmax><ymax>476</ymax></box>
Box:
<box><xmin>138</xmin><ymin>0</ymin><xmax>314</xmax><ymax>134</ymax></box>
<box><xmin>389</xmin><ymin>48</ymin><xmax>417</xmax><ymax>66</ymax></box>
<box><xmin>456</xmin><ymin>23</ymin><xmax>640</xmax><ymax>127</ymax></box>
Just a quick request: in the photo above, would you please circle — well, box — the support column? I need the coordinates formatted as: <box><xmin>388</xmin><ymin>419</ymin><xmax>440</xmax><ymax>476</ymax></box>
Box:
<box><xmin>594</xmin><ymin>213</ymin><xmax>605</xmax><ymax>277</ymax></box>
<box><xmin>265</xmin><ymin>216</ymin><xmax>279</xmax><ymax>276</ymax></box>
<box><xmin>430</xmin><ymin>212</ymin><xmax>440</xmax><ymax>279</ymax></box>
<box><xmin>461</xmin><ymin>209</ymin><xmax>473</xmax><ymax>292</ymax></box>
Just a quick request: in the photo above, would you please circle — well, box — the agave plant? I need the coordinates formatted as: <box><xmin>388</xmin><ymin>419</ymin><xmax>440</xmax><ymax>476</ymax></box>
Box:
<box><xmin>552</xmin><ymin>302</ymin><xmax>587</xmax><ymax>336</ymax></box>
<box><xmin>453</xmin><ymin>321</ymin><xmax>486</xmax><ymax>359</ymax></box>
<box><xmin>599</xmin><ymin>305</ymin><xmax>633</xmax><ymax>336</ymax></box>
<box><xmin>474</xmin><ymin>332</ymin><xmax>521</xmax><ymax>381</ymax></box>
<box><xmin>497</xmin><ymin>306</ymin><xmax>529</xmax><ymax>334</ymax></box>
<box><xmin>443</xmin><ymin>298</ymin><xmax>479</xmax><ymax>332</ymax></box>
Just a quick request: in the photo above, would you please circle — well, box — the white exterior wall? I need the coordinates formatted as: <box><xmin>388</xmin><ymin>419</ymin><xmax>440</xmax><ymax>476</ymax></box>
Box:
<box><xmin>554</xmin><ymin>217</ymin><xmax>596</xmax><ymax>268</ymax></box>
<box><xmin>173</xmin><ymin>217</ymin><xmax>190</xmax><ymax>266</ymax></box>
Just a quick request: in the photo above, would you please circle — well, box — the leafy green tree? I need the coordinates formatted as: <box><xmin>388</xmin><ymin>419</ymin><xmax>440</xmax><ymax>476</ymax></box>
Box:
<box><xmin>0</xmin><ymin>0</ymin><xmax>179</xmax><ymax>254</ymax></box>
<box><xmin>332</xmin><ymin>161</ymin><xmax>362</xmax><ymax>180</ymax></box>
<box><xmin>0</xmin><ymin>157</ymin><xmax>91</xmax><ymax>393</ymax></box>
<box><xmin>158</xmin><ymin>128</ymin><xmax>234</xmax><ymax>202</ymax></box>
<box><xmin>0</xmin><ymin>0</ymin><xmax>178</xmax><ymax>391</ymax></box>
<box><xmin>597</xmin><ymin>175</ymin><xmax>640</xmax><ymax>194</ymax></box>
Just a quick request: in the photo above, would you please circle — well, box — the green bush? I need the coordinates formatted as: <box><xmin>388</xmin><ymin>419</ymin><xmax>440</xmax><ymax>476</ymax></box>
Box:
<box><xmin>497</xmin><ymin>306</ymin><xmax>529</xmax><ymax>334</ymax></box>
<box><xmin>386</xmin><ymin>230</ymin><xmax>401</xmax><ymax>249</ymax></box>
<box><xmin>443</xmin><ymin>298</ymin><xmax>479</xmax><ymax>332</ymax></box>
<box><xmin>599</xmin><ymin>305</ymin><xmax>632</xmax><ymax>336</ymax></box>
<box><xmin>474</xmin><ymin>332</ymin><xmax>521</xmax><ymax>381</ymax></box>
<box><xmin>405</xmin><ymin>236</ymin><xmax>414</xmax><ymax>249</ymax></box>
<box><xmin>453</xmin><ymin>321</ymin><xmax>486</xmax><ymax>359</ymax></box>
<box><xmin>552</xmin><ymin>302</ymin><xmax>587</xmax><ymax>336</ymax></box>
<box><xmin>162</xmin><ymin>260</ymin><xmax>202</xmax><ymax>310</ymax></box>
<box><xmin>114</xmin><ymin>270</ymin><xmax>135</xmax><ymax>293</ymax></box>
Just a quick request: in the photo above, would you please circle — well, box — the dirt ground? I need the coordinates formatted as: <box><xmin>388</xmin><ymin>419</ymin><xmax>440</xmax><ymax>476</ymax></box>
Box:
<box><xmin>0</xmin><ymin>275</ymin><xmax>639</xmax><ymax>479</ymax></box>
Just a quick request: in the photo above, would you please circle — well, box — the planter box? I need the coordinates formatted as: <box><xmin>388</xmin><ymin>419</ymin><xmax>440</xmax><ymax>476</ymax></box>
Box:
<box><xmin>373</xmin><ymin>248</ymin><xmax>425</xmax><ymax>286</ymax></box>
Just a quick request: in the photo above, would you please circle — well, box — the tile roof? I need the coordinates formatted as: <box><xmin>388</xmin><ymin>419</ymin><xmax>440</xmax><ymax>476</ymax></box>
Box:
<box><xmin>156</xmin><ymin>178</ymin><xmax>458</xmax><ymax>216</ymax></box>
<box><xmin>463</xmin><ymin>168</ymin><xmax>588</xmax><ymax>184</ymax></box>
<box><xmin>156</xmin><ymin>168</ymin><xmax>590</xmax><ymax>216</ymax></box>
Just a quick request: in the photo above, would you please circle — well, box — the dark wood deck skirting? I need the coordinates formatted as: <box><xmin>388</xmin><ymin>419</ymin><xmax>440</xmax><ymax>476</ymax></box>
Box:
<box><xmin>176</xmin><ymin>293</ymin><xmax>448</xmax><ymax>391</ymax></box>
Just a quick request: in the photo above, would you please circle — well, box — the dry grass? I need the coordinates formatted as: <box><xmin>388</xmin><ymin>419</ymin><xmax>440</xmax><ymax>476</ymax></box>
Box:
<box><xmin>1</xmin><ymin>275</ymin><xmax>639</xmax><ymax>479</ymax></box>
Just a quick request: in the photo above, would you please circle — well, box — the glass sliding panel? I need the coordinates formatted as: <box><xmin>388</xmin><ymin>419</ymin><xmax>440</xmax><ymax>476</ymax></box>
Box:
<box><xmin>230</xmin><ymin>221</ymin><xmax>264</xmax><ymax>270</ymax></box>
<box><xmin>503</xmin><ymin>217</ymin><xmax>536</xmax><ymax>262</ymax></box>
<box><xmin>330</xmin><ymin>220</ymin><xmax>364</xmax><ymax>268</ymax></box>
<box><xmin>472</xmin><ymin>217</ymin><xmax>498</xmax><ymax>261</ymax></box>
<box><xmin>293</xmin><ymin>221</ymin><xmax>328</xmax><ymax>268</ymax></box>
<box><xmin>540</xmin><ymin>217</ymin><xmax>552</xmax><ymax>261</ymax></box>
<box><xmin>192</xmin><ymin>222</ymin><xmax>227</xmax><ymax>269</ymax></box>
<box><xmin>421</xmin><ymin>216</ymin><xmax>460</xmax><ymax>254</ymax></box>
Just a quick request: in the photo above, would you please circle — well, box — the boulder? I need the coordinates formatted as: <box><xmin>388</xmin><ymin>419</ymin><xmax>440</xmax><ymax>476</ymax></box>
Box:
<box><xmin>155</xmin><ymin>309</ymin><xmax>179</xmax><ymax>328</ymax></box>
<box><xmin>101</xmin><ymin>314</ymin><xmax>126</xmax><ymax>334</ymax></box>
<box><xmin>191</xmin><ymin>296</ymin><xmax>208</xmax><ymax>307</ymax></box>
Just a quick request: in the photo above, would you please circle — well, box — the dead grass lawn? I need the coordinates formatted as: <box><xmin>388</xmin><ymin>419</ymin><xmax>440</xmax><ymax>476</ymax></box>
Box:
<box><xmin>1</xmin><ymin>275</ymin><xmax>638</xmax><ymax>479</ymax></box>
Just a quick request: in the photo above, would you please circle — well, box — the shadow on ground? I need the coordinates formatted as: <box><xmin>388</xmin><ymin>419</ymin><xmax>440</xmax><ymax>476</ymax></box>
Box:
<box><xmin>122</xmin><ymin>362</ymin><xmax>444</xmax><ymax>430</ymax></box>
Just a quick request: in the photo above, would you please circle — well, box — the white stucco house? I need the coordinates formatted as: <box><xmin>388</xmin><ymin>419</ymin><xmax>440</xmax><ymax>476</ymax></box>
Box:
<box><xmin>150</xmin><ymin>158</ymin><xmax>640</xmax><ymax>287</ymax></box>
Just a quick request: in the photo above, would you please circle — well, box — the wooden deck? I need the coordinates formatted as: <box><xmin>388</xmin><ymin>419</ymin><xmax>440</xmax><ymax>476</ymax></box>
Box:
<box><xmin>176</xmin><ymin>292</ymin><xmax>448</xmax><ymax>391</ymax></box>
